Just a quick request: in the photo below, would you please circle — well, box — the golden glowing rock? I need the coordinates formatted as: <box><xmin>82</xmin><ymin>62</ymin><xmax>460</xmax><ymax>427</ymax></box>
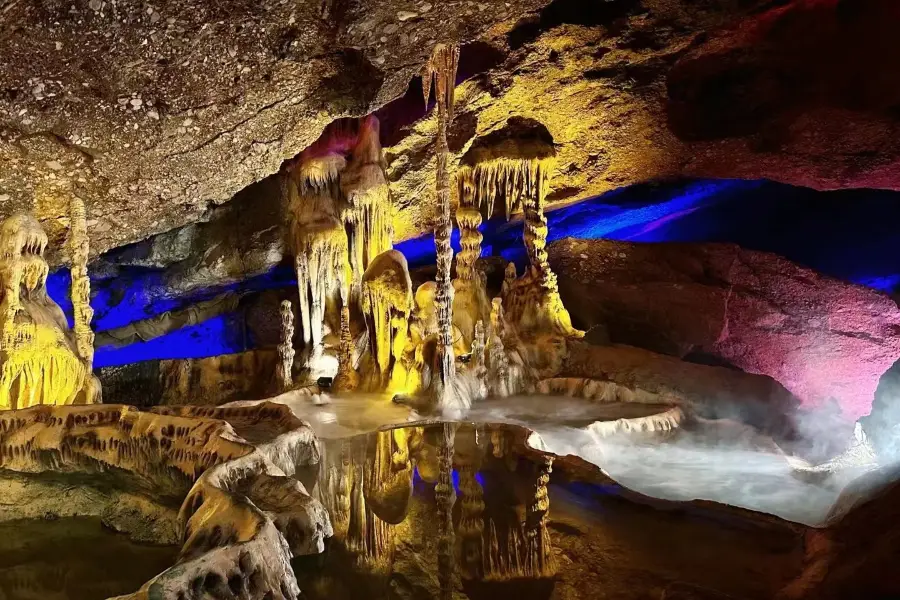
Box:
<box><xmin>0</xmin><ymin>213</ymin><xmax>92</xmax><ymax>410</ymax></box>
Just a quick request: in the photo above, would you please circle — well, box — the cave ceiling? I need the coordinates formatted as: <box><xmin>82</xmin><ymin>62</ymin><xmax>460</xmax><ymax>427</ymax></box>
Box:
<box><xmin>2</xmin><ymin>0</ymin><xmax>900</xmax><ymax>261</ymax></box>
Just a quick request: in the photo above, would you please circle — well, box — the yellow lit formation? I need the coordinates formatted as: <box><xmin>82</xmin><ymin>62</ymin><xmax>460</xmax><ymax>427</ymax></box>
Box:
<box><xmin>0</xmin><ymin>322</ymin><xmax>86</xmax><ymax>409</ymax></box>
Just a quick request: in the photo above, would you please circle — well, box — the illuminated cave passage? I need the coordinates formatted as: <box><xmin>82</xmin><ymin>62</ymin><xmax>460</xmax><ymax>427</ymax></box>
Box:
<box><xmin>47</xmin><ymin>177</ymin><xmax>900</xmax><ymax>382</ymax></box>
<box><xmin>6</xmin><ymin>0</ymin><xmax>900</xmax><ymax>599</ymax></box>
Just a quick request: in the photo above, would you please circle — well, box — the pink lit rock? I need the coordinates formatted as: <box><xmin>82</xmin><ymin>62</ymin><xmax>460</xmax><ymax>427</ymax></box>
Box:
<box><xmin>550</xmin><ymin>238</ymin><xmax>900</xmax><ymax>420</ymax></box>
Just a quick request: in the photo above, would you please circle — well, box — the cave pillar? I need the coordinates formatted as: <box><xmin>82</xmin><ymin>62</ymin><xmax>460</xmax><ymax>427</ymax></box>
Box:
<box><xmin>424</xmin><ymin>44</ymin><xmax>460</xmax><ymax>403</ymax></box>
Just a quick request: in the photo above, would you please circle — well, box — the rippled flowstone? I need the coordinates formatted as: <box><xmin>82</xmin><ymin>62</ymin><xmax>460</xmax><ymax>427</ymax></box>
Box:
<box><xmin>0</xmin><ymin>402</ymin><xmax>332</xmax><ymax>600</ymax></box>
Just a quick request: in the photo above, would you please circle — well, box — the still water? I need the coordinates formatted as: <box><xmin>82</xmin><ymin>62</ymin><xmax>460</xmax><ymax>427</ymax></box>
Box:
<box><xmin>295</xmin><ymin>423</ymin><xmax>805</xmax><ymax>600</ymax></box>
<box><xmin>0</xmin><ymin>517</ymin><xmax>176</xmax><ymax>600</ymax></box>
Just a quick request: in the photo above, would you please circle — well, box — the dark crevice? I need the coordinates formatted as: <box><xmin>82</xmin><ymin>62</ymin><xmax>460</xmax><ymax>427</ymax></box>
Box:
<box><xmin>508</xmin><ymin>0</ymin><xmax>641</xmax><ymax>50</ymax></box>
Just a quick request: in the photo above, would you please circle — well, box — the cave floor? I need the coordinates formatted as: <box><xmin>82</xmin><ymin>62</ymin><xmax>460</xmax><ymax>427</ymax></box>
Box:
<box><xmin>243</xmin><ymin>392</ymin><xmax>849</xmax><ymax>527</ymax></box>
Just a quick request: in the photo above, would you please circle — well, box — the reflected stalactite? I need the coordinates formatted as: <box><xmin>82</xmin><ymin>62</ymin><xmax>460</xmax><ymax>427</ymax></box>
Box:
<box><xmin>0</xmin><ymin>214</ymin><xmax>88</xmax><ymax>409</ymax></box>
<box><xmin>364</xmin><ymin>429</ymin><xmax>415</xmax><ymax>525</ymax></box>
<box><xmin>436</xmin><ymin>422</ymin><xmax>458</xmax><ymax>599</ymax></box>
<box><xmin>276</xmin><ymin>300</ymin><xmax>295</xmax><ymax>391</ymax></box>
<box><xmin>480</xmin><ymin>427</ymin><xmax>556</xmax><ymax>582</ymax></box>
<box><xmin>524</xmin><ymin>455</ymin><xmax>555</xmax><ymax>579</ymax></box>
<box><xmin>455</xmin><ymin>425</ymin><xmax>485</xmax><ymax>581</ymax></box>
<box><xmin>423</xmin><ymin>43</ymin><xmax>460</xmax><ymax>405</ymax></box>
<box><xmin>345</xmin><ymin>440</ymin><xmax>395</xmax><ymax>573</ymax></box>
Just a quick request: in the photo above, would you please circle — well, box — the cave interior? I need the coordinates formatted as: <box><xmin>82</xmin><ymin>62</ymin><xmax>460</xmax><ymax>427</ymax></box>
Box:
<box><xmin>2</xmin><ymin>0</ymin><xmax>900</xmax><ymax>599</ymax></box>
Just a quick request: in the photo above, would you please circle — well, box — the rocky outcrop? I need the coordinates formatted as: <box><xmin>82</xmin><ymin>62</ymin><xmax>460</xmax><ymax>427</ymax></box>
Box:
<box><xmin>549</xmin><ymin>237</ymin><xmax>900</xmax><ymax>420</ymax></box>
<box><xmin>98</xmin><ymin>349</ymin><xmax>279</xmax><ymax>407</ymax></box>
<box><xmin>6</xmin><ymin>0</ymin><xmax>900</xmax><ymax>260</ymax></box>
<box><xmin>561</xmin><ymin>340</ymin><xmax>800</xmax><ymax>440</ymax></box>
<box><xmin>0</xmin><ymin>401</ymin><xmax>332</xmax><ymax>600</ymax></box>
<box><xmin>0</xmin><ymin>0</ymin><xmax>548</xmax><ymax>260</ymax></box>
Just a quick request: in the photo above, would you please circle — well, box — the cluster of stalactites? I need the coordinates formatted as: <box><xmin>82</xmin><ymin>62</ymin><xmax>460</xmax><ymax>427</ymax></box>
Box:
<box><xmin>0</xmin><ymin>215</ymin><xmax>50</xmax><ymax>315</ymax></box>
<box><xmin>68</xmin><ymin>196</ymin><xmax>94</xmax><ymax>368</ymax></box>
<box><xmin>456</xmin><ymin>154</ymin><xmax>554</xmax><ymax>223</ymax></box>
<box><xmin>293</xmin><ymin>216</ymin><xmax>350</xmax><ymax>354</ymax></box>
<box><xmin>341</xmin><ymin>115</ymin><xmax>393</xmax><ymax>291</ymax></box>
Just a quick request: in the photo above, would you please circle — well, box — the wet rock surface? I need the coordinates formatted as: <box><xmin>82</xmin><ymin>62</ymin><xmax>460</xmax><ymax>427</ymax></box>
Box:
<box><xmin>550</xmin><ymin>237</ymin><xmax>900</xmax><ymax>420</ymax></box>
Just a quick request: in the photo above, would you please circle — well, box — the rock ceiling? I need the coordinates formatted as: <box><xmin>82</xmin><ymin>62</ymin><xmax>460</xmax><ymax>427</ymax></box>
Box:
<box><xmin>2</xmin><ymin>0</ymin><xmax>900</xmax><ymax>260</ymax></box>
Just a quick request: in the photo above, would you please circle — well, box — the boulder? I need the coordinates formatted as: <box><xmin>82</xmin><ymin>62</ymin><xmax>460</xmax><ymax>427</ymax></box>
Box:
<box><xmin>550</xmin><ymin>237</ymin><xmax>900</xmax><ymax>419</ymax></box>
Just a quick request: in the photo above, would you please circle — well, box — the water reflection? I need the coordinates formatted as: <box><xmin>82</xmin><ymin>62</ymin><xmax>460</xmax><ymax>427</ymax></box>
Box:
<box><xmin>302</xmin><ymin>423</ymin><xmax>559</xmax><ymax>600</ymax></box>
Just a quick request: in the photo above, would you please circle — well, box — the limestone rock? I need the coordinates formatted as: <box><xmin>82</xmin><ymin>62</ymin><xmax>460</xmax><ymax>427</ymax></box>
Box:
<box><xmin>549</xmin><ymin>237</ymin><xmax>900</xmax><ymax>420</ymax></box>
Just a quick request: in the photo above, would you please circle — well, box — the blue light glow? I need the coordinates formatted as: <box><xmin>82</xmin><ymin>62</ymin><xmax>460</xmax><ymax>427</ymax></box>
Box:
<box><xmin>41</xmin><ymin>178</ymin><xmax>900</xmax><ymax>369</ymax></box>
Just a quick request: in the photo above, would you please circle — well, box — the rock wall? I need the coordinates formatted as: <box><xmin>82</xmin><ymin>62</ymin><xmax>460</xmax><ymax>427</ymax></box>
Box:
<box><xmin>98</xmin><ymin>349</ymin><xmax>279</xmax><ymax>407</ymax></box>
<box><xmin>549</xmin><ymin>237</ymin><xmax>900</xmax><ymax>419</ymax></box>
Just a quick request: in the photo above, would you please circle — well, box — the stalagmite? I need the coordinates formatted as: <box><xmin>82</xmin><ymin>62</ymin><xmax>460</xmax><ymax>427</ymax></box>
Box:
<box><xmin>457</xmin><ymin>139</ymin><xmax>581</xmax><ymax>338</ymax></box>
<box><xmin>361</xmin><ymin>250</ymin><xmax>413</xmax><ymax>389</ymax></box>
<box><xmin>424</xmin><ymin>43</ymin><xmax>460</xmax><ymax>404</ymax></box>
<box><xmin>333</xmin><ymin>302</ymin><xmax>359</xmax><ymax>391</ymax></box>
<box><xmin>455</xmin><ymin>205</ymin><xmax>483</xmax><ymax>282</ymax></box>
<box><xmin>472</xmin><ymin>320</ymin><xmax>486</xmax><ymax>379</ymax></box>
<box><xmin>276</xmin><ymin>300</ymin><xmax>295</xmax><ymax>391</ymax></box>
<box><xmin>0</xmin><ymin>214</ymin><xmax>86</xmax><ymax>409</ymax></box>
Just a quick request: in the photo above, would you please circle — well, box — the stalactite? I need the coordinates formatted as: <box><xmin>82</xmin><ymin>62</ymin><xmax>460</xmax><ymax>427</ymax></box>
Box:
<box><xmin>457</xmin><ymin>143</ymin><xmax>581</xmax><ymax>338</ymax></box>
<box><xmin>285</xmin><ymin>116</ymin><xmax>392</xmax><ymax>367</ymax></box>
<box><xmin>424</xmin><ymin>43</ymin><xmax>460</xmax><ymax>402</ymax></box>
<box><xmin>292</xmin><ymin>215</ymin><xmax>350</xmax><ymax>356</ymax></box>
<box><xmin>435</xmin><ymin>422</ymin><xmax>457</xmax><ymax>600</ymax></box>
<box><xmin>276</xmin><ymin>300</ymin><xmax>295</xmax><ymax>391</ymax></box>
<box><xmin>68</xmin><ymin>195</ymin><xmax>94</xmax><ymax>369</ymax></box>
<box><xmin>341</xmin><ymin>115</ymin><xmax>393</xmax><ymax>292</ymax></box>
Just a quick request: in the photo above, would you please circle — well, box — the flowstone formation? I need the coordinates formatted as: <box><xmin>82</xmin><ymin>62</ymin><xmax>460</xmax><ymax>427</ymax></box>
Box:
<box><xmin>0</xmin><ymin>402</ymin><xmax>332</xmax><ymax>600</ymax></box>
<box><xmin>0</xmin><ymin>213</ymin><xmax>96</xmax><ymax>409</ymax></box>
